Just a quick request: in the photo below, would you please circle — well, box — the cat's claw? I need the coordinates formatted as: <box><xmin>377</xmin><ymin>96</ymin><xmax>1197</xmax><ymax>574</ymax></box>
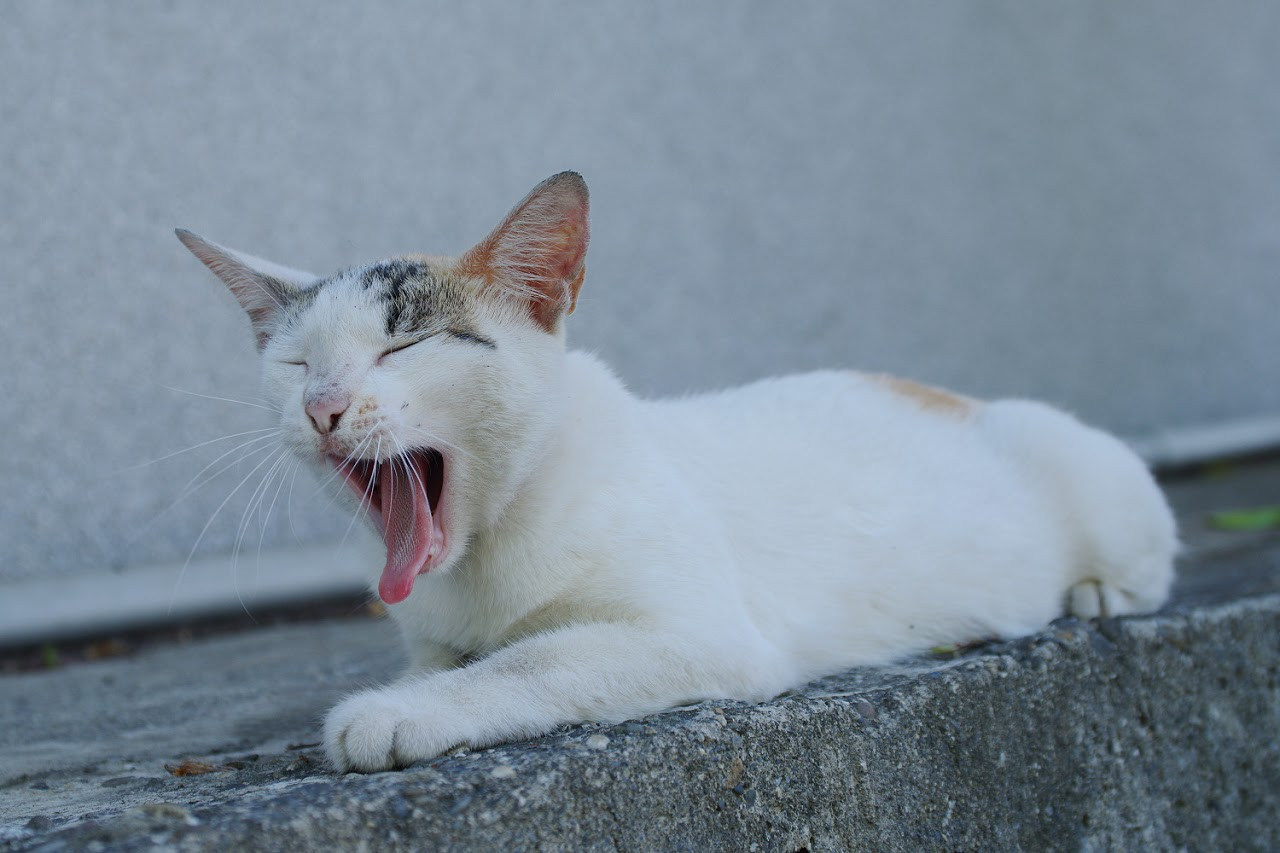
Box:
<box><xmin>1067</xmin><ymin>579</ymin><xmax>1138</xmax><ymax>620</ymax></box>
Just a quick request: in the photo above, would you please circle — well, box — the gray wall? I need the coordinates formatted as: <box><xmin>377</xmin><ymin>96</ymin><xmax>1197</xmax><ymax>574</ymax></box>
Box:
<box><xmin>3</xmin><ymin>2</ymin><xmax>1278</xmax><ymax>585</ymax></box>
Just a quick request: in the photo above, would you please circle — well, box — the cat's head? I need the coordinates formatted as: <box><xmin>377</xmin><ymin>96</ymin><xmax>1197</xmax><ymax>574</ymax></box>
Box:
<box><xmin>178</xmin><ymin>172</ymin><xmax>589</xmax><ymax>604</ymax></box>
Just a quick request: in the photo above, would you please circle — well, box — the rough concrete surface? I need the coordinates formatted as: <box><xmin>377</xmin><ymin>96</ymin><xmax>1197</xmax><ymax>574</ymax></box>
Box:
<box><xmin>2</xmin><ymin>461</ymin><xmax>1278</xmax><ymax>851</ymax></box>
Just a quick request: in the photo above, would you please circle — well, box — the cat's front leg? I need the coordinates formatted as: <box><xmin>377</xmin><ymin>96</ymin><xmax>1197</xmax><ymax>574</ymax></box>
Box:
<box><xmin>325</xmin><ymin>621</ymin><xmax>782</xmax><ymax>772</ymax></box>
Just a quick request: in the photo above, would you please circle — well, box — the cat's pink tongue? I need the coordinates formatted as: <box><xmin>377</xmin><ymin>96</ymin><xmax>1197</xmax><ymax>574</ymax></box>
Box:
<box><xmin>377</xmin><ymin>463</ymin><xmax>434</xmax><ymax>604</ymax></box>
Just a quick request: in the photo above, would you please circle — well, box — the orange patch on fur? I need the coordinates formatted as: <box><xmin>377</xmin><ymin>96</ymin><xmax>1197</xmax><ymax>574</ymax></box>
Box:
<box><xmin>862</xmin><ymin>373</ymin><xmax>975</xmax><ymax>418</ymax></box>
<box><xmin>456</xmin><ymin>172</ymin><xmax>589</xmax><ymax>331</ymax></box>
<box><xmin>454</xmin><ymin>245</ymin><xmax>492</xmax><ymax>283</ymax></box>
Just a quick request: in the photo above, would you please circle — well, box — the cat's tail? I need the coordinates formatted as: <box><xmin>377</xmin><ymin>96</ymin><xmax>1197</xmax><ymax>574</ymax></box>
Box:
<box><xmin>980</xmin><ymin>399</ymin><xmax>1179</xmax><ymax>619</ymax></box>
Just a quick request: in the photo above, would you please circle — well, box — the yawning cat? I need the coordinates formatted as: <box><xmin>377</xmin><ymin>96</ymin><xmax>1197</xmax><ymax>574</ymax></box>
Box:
<box><xmin>178</xmin><ymin>171</ymin><xmax>1177</xmax><ymax>772</ymax></box>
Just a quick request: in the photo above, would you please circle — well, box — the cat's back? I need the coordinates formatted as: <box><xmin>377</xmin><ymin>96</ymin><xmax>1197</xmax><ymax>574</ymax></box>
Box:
<box><xmin>638</xmin><ymin>367</ymin><xmax>1040</xmax><ymax>554</ymax></box>
<box><xmin>642</xmin><ymin>369</ymin><xmax>984</xmax><ymax>471</ymax></box>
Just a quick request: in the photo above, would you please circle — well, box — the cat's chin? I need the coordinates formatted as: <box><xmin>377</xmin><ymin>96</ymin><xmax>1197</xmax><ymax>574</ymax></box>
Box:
<box><xmin>330</xmin><ymin>447</ymin><xmax>449</xmax><ymax>604</ymax></box>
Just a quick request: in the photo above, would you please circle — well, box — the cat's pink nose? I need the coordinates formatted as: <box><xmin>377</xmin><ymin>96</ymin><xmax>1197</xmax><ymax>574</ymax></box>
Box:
<box><xmin>306</xmin><ymin>394</ymin><xmax>350</xmax><ymax>435</ymax></box>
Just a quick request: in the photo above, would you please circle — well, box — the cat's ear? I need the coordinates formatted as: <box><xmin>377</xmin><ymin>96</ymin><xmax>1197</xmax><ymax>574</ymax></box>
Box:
<box><xmin>458</xmin><ymin>171</ymin><xmax>590</xmax><ymax>332</ymax></box>
<box><xmin>175</xmin><ymin>230</ymin><xmax>319</xmax><ymax>349</ymax></box>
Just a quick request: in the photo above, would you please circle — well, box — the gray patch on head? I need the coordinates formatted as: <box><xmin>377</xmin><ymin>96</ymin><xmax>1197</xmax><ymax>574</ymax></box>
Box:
<box><xmin>269</xmin><ymin>260</ymin><xmax>493</xmax><ymax>348</ymax></box>
<box><xmin>357</xmin><ymin>260</ymin><xmax>476</xmax><ymax>337</ymax></box>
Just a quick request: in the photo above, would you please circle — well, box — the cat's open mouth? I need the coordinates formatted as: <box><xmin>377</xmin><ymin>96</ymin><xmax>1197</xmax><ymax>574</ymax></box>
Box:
<box><xmin>330</xmin><ymin>448</ymin><xmax>447</xmax><ymax>605</ymax></box>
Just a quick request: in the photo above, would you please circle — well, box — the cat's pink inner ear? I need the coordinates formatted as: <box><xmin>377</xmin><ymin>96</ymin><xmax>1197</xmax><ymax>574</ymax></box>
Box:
<box><xmin>458</xmin><ymin>171</ymin><xmax>590</xmax><ymax>331</ymax></box>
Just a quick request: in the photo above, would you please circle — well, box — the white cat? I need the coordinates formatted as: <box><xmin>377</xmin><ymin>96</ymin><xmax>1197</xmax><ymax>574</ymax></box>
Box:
<box><xmin>178</xmin><ymin>171</ymin><xmax>1178</xmax><ymax>772</ymax></box>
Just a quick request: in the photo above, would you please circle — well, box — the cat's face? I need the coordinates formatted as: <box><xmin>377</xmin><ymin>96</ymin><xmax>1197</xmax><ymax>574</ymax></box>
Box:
<box><xmin>257</xmin><ymin>260</ymin><xmax>566</xmax><ymax>604</ymax></box>
<box><xmin>179</xmin><ymin>172</ymin><xmax>589</xmax><ymax>603</ymax></box>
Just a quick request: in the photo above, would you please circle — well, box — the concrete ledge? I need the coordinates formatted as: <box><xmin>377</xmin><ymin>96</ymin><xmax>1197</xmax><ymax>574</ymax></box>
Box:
<box><xmin>3</xmin><ymin>592</ymin><xmax>1277</xmax><ymax>851</ymax></box>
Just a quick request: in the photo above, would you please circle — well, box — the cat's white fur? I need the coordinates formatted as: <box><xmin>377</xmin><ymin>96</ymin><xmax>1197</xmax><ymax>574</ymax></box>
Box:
<box><xmin>179</xmin><ymin>172</ymin><xmax>1177</xmax><ymax>772</ymax></box>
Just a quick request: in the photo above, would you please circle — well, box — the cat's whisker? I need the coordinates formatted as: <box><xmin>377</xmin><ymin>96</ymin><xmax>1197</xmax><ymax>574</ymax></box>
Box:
<box><xmin>348</xmin><ymin>420</ymin><xmax>386</xmax><ymax>464</ymax></box>
<box><xmin>261</xmin><ymin>455</ymin><xmax>299</xmax><ymax>548</ymax></box>
<box><xmin>233</xmin><ymin>445</ymin><xmax>292</xmax><ymax>565</ymax></box>
<box><xmin>251</xmin><ymin>449</ymin><xmax>297</xmax><ymax>591</ymax></box>
<box><xmin>364</xmin><ymin>439</ymin><xmax>384</xmax><ymax>522</ymax></box>
<box><xmin>385</xmin><ymin>430</ymin><xmax>407</xmax><ymax>462</ymax></box>
<box><xmin>169</xmin><ymin>444</ymin><xmax>290</xmax><ymax>616</ymax></box>
<box><xmin>388</xmin><ymin>432</ymin><xmax>432</xmax><ymax>522</ymax></box>
<box><xmin>157</xmin><ymin>383</ymin><xmax>283</xmax><ymax>414</ymax></box>
<box><xmin>384</xmin><ymin>442</ymin><xmax>399</xmax><ymax>533</ymax></box>
<box><xmin>230</xmin><ymin>447</ymin><xmax>292</xmax><ymax>617</ymax></box>
<box><xmin>246</xmin><ymin>452</ymin><xmax>297</xmax><ymax>585</ymax></box>
<box><xmin>116</xmin><ymin>427</ymin><xmax>279</xmax><ymax>474</ymax></box>
<box><xmin>132</xmin><ymin>434</ymin><xmax>283</xmax><ymax>542</ymax></box>
<box><xmin>230</xmin><ymin>447</ymin><xmax>284</xmax><ymax>561</ymax></box>
<box><xmin>335</xmin><ymin>422</ymin><xmax>384</xmax><ymax>473</ymax></box>
<box><xmin>308</xmin><ymin>422</ymin><xmax>385</xmax><ymax>501</ymax></box>
<box><xmin>232</xmin><ymin>448</ymin><xmax>278</xmax><ymax>543</ymax></box>
<box><xmin>286</xmin><ymin>459</ymin><xmax>305</xmax><ymax>545</ymax></box>
<box><xmin>171</xmin><ymin>431</ymin><xmax>284</xmax><ymax>509</ymax></box>
<box><xmin>310</xmin><ymin>428</ymin><xmax>391</xmax><ymax>547</ymax></box>
<box><xmin>399</xmin><ymin>424</ymin><xmax>479</xmax><ymax>462</ymax></box>
<box><xmin>339</xmin><ymin>437</ymin><xmax>382</xmax><ymax>549</ymax></box>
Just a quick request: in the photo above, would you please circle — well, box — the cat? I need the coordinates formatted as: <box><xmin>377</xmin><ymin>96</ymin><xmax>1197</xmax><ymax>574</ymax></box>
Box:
<box><xmin>178</xmin><ymin>171</ymin><xmax>1178</xmax><ymax>772</ymax></box>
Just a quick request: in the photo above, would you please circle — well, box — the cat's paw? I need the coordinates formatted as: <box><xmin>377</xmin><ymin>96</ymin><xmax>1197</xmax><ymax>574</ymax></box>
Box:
<box><xmin>324</xmin><ymin>688</ymin><xmax>464</xmax><ymax>773</ymax></box>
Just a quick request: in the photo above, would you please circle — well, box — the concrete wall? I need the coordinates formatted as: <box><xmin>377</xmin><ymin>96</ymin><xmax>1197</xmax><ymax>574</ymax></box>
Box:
<box><xmin>3</xmin><ymin>2</ymin><xmax>1279</xmax><ymax>586</ymax></box>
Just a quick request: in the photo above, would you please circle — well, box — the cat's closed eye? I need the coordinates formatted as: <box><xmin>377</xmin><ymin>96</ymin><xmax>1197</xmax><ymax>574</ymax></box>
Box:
<box><xmin>380</xmin><ymin>330</ymin><xmax>495</xmax><ymax>362</ymax></box>
<box><xmin>380</xmin><ymin>338</ymin><xmax>427</xmax><ymax>360</ymax></box>
<box><xmin>378</xmin><ymin>333</ymin><xmax>440</xmax><ymax>361</ymax></box>
<box><xmin>448</xmin><ymin>329</ymin><xmax>496</xmax><ymax>349</ymax></box>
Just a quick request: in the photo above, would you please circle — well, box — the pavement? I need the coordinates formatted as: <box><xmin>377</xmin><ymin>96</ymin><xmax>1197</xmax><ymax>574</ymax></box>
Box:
<box><xmin>1</xmin><ymin>458</ymin><xmax>1278</xmax><ymax>851</ymax></box>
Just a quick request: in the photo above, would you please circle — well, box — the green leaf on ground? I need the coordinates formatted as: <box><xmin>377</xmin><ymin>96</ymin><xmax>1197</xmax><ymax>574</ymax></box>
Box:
<box><xmin>1209</xmin><ymin>505</ymin><xmax>1280</xmax><ymax>531</ymax></box>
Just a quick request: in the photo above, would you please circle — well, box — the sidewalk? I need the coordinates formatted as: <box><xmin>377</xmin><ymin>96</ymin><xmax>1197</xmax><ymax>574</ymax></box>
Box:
<box><xmin>2</xmin><ymin>459</ymin><xmax>1278</xmax><ymax>851</ymax></box>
